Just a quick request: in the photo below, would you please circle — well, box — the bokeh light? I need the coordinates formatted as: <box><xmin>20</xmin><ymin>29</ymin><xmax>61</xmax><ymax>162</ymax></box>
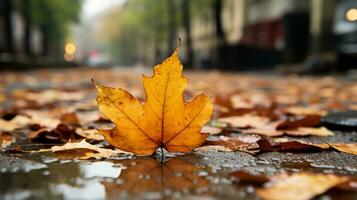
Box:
<box><xmin>65</xmin><ymin>42</ymin><xmax>77</xmax><ymax>54</ymax></box>
<box><xmin>346</xmin><ymin>8</ymin><xmax>357</xmax><ymax>22</ymax></box>
<box><xmin>64</xmin><ymin>53</ymin><xmax>74</xmax><ymax>62</ymax></box>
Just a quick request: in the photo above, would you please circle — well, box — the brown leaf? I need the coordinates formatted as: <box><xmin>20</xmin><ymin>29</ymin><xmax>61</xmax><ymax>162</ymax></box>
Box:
<box><xmin>28</xmin><ymin>124</ymin><xmax>81</xmax><ymax>143</ymax></box>
<box><xmin>256</xmin><ymin>138</ymin><xmax>331</xmax><ymax>153</ymax></box>
<box><xmin>329</xmin><ymin>143</ymin><xmax>357</xmax><ymax>155</ymax></box>
<box><xmin>243</xmin><ymin>126</ymin><xmax>334</xmax><ymax>137</ymax></box>
<box><xmin>218</xmin><ymin>115</ymin><xmax>271</xmax><ymax>129</ymax></box>
<box><xmin>0</xmin><ymin>132</ymin><xmax>13</xmax><ymax>149</ymax></box>
<box><xmin>195</xmin><ymin>144</ymin><xmax>233</xmax><ymax>152</ymax></box>
<box><xmin>266</xmin><ymin>138</ymin><xmax>357</xmax><ymax>156</ymax></box>
<box><xmin>256</xmin><ymin>173</ymin><xmax>349</xmax><ymax>200</ymax></box>
<box><xmin>60</xmin><ymin>112</ymin><xmax>80</xmax><ymax>126</ymax></box>
<box><xmin>201</xmin><ymin>135</ymin><xmax>261</xmax><ymax>154</ymax></box>
<box><xmin>276</xmin><ymin>115</ymin><xmax>321</xmax><ymax>130</ymax></box>
<box><xmin>285</xmin><ymin>106</ymin><xmax>327</xmax><ymax>116</ymax></box>
<box><xmin>200</xmin><ymin>125</ymin><xmax>222</xmax><ymax>135</ymax></box>
<box><xmin>0</xmin><ymin>115</ymin><xmax>32</xmax><ymax>131</ymax></box>
<box><xmin>31</xmin><ymin>139</ymin><xmax>131</xmax><ymax>159</ymax></box>
<box><xmin>75</xmin><ymin>128</ymin><xmax>104</xmax><ymax>141</ymax></box>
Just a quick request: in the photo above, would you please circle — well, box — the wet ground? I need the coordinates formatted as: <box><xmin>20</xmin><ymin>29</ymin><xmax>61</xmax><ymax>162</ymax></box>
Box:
<box><xmin>1</xmin><ymin>132</ymin><xmax>357</xmax><ymax>200</ymax></box>
<box><xmin>0</xmin><ymin>68</ymin><xmax>357</xmax><ymax>200</ymax></box>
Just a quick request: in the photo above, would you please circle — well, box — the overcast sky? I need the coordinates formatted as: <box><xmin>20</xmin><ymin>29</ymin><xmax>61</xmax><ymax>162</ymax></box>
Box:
<box><xmin>83</xmin><ymin>0</ymin><xmax>125</xmax><ymax>18</ymax></box>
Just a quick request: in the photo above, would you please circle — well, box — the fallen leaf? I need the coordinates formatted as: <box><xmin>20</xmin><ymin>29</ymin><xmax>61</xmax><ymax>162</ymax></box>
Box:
<box><xmin>32</xmin><ymin>139</ymin><xmax>131</xmax><ymax>159</ymax></box>
<box><xmin>60</xmin><ymin>112</ymin><xmax>80</xmax><ymax>126</ymax></box>
<box><xmin>0</xmin><ymin>115</ymin><xmax>32</xmax><ymax>131</ymax></box>
<box><xmin>200</xmin><ymin>125</ymin><xmax>222</xmax><ymax>135</ymax></box>
<box><xmin>276</xmin><ymin>115</ymin><xmax>321</xmax><ymax>130</ymax></box>
<box><xmin>285</xmin><ymin>106</ymin><xmax>327</xmax><ymax>116</ymax></box>
<box><xmin>201</xmin><ymin>135</ymin><xmax>261</xmax><ymax>154</ymax></box>
<box><xmin>0</xmin><ymin>132</ymin><xmax>13</xmax><ymax>149</ymax></box>
<box><xmin>257</xmin><ymin>139</ymin><xmax>324</xmax><ymax>153</ymax></box>
<box><xmin>95</xmin><ymin>47</ymin><xmax>213</xmax><ymax>155</ymax></box>
<box><xmin>218</xmin><ymin>115</ymin><xmax>271</xmax><ymax>128</ymax></box>
<box><xmin>28</xmin><ymin>124</ymin><xmax>80</xmax><ymax>143</ymax></box>
<box><xmin>242</xmin><ymin>128</ymin><xmax>283</xmax><ymax>137</ymax></box>
<box><xmin>329</xmin><ymin>143</ymin><xmax>357</xmax><ymax>155</ymax></box>
<box><xmin>75</xmin><ymin>128</ymin><xmax>104</xmax><ymax>141</ymax></box>
<box><xmin>20</xmin><ymin>110</ymin><xmax>60</xmax><ymax>128</ymax></box>
<box><xmin>268</xmin><ymin>138</ymin><xmax>357</xmax><ymax>155</ymax></box>
<box><xmin>243</xmin><ymin>126</ymin><xmax>334</xmax><ymax>137</ymax></box>
<box><xmin>195</xmin><ymin>144</ymin><xmax>233</xmax><ymax>152</ymax></box>
<box><xmin>256</xmin><ymin>173</ymin><xmax>349</xmax><ymax>200</ymax></box>
<box><xmin>290</xmin><ymin>127</ymin><xmax>334</xmax><ymax>136</ymax></box>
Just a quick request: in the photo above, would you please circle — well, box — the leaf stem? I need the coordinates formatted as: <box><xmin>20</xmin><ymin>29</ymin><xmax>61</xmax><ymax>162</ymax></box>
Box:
<box><xmin>160</xmin><ymin>146</ymin><xmax>164</xmax><ymax>163</ymax></box>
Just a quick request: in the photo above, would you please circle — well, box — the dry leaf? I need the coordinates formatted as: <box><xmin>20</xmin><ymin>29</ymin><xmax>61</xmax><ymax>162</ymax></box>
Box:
<box><xmin>200</xmin><ymin>125</ymin><xmax>222</xmax><ymax>135</ymax></box>
<box><xmin>285</xmin><ymin>106</ymin><xmax>327</xmax><ymax>116</ymax></box>
<box><xmin>32</xmin><ymin>139</ymin><xmax>131</xmax><ymax>159</ymax></box>
<box><xmin>201</xmin><ymin>135</ymin><xmax>261</xmax><ymax>154</ymax></box>
<box><xmin>257</xmin><ymin>139</ymin><xmax>324</xmax><ymax>153</ymax></box>
<box><xmin>75</xmin><ymin>128</ymin><xmax>104</xmax><ymax>141</ymax></box>
<box><xmin>276</xmin><ymin>115</ymin><xmax>321</xmax><ymax>130</ymax></box>
<box><xmin>243</xmin><ymin>126</ymin><xmax>333</xmax><ymax>137</ymax></box>
<box><xmin>256</xmin><ymin>173</ymin><xmax>349</xmax><ymax>200</ymax></box>
<box><xmin>218</xmin><ymin>115</ymin><xmax>270</xmax><ymax>128</ymax></box>
<box><xmin>195</xmin><ymin>145</ymin><xmax>233</xmax><ymax>152</ymax></box>
<box><xmin>269</xmin><ymin>138</ymin><xmax>357</xmax><ymax>155</ymax></box>
<box><xmin>0</xmin><ymin>132</ymin><xmax>13</xmax><ymax>149</ymax></box>
<box><xmin>28</xmin><ymin>124</ymin><xmax>80</xmax><ymax>143</ymax></box>
<box><xmin>95</xmin><ymin>48</ymin><xmax>213</xmax><ymax>155</ymax></box>
<box><xmin>0</xmin><ymin>115</ymin><xmax>32</xmax><ymax>131</ymax></box>
<box><xmin>60</xmin><ymin>112</ymin><xmax>80</xmax><ymax>126</ymax></box>
<box><xmin>329</xmin><ymin>143</ymin><xmax>357</xmax><ymax>155</ymax></box>
<box><xmin>289</xmin><ymin>127</ymin><xmax>334</xmax><ymax>136</ymax></box>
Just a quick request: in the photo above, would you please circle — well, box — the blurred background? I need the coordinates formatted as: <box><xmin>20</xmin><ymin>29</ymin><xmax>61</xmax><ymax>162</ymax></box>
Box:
<box><xmin>0</xmin><ymin>0</ymin><xmax>356</xmax><ymax>73</ymax></box>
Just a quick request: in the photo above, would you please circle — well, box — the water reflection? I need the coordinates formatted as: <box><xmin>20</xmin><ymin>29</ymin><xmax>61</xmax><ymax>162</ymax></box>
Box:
<box><xmin>0</xmin><ymin>156</ymin><xmax>123</xmax><ymax>200</ymax></box>
<box><xmin>0</xmin><ymin>154</ymin><xmax>241</xmax><ymax>200</ymax></box>
<box><xmin>102</xmin><ymin>157</ymin><xmax>211</xmax><ymax>199</ymax></box>
<box><xmin>0</xmin><ymin>158</ymin><xmax>83</xmax><ymax>199</ymax></box>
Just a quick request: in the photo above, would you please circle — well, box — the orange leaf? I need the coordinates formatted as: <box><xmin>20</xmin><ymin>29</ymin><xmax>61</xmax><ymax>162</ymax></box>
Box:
<box><xmin>256</xmin><ymin>173</ymin><xmax>349</xmax><ymax>200</ymax></box>
<box><xmin>95</xmin><ymin>48</ymin><xmax>213</xmax><ymax>155</ymax></box>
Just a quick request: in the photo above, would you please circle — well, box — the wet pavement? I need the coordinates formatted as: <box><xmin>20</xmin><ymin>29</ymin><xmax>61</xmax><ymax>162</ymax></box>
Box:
<box><xmin>1</xmin><ymin>68</ymin><xmax>357</xmax><ymax>200</ymax></box>
<box><xmin>1</xmin><ymin>132</ymin><xmax>357</xmax><ymax>200</ymax></box>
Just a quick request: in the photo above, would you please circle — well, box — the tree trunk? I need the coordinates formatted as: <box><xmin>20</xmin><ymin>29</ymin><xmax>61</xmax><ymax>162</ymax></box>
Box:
<box><xmin>167</xmin><ymin>0</ymin><xmax>177</xmax><ymax>52</ymax></box>
<box><xmin>182</xmin><ymin>0</ymin><xmax>194</xmax><ymax>68</ymax></box>
<box><xmin>213</xmin><ymin>0</ymin><xmax>225</xmax><ymax>44</ymax></box>
<box><xmin>41</xmin><ymin>25</ymin><xmax>49</xmax><ymax>57</ymax></box>
<box><xmin>3</xmin><ymin>0</ymin><xmax>13</xmax><ymax>53</ymax></box>
<box><xmin>23</xmin><ymin>0</ymin><xmax>32</xmax><ymax>56</ymax></box>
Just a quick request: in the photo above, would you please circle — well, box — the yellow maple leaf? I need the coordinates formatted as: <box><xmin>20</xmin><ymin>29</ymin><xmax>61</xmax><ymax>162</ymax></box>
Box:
<box><xmin>94</xmin><ymin>47</ymin><xmax>213</xmax><ymax>155</ymax></box>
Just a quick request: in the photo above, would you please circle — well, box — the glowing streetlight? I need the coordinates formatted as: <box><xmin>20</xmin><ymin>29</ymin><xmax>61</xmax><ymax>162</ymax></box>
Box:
<box><xmin>65</xmin><ymin>42</ymin><xmax>76</xmax><ymax>54</ymax></box>
<box><xmin>346</xmin><ymin>8</ymin><xmax>357</xmax><ymax>22</ymax></box>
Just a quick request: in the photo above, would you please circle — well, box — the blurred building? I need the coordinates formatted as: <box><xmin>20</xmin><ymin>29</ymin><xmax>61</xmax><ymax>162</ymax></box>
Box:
<box><xmin>191</xmin><ymin>0</ymin><xmax>356</xmax><ymax>71</ymax></box>
<box><xmin>0</xmin><ymin>0</ymin><xmax>82</xmax><ymax>69</ymax></box>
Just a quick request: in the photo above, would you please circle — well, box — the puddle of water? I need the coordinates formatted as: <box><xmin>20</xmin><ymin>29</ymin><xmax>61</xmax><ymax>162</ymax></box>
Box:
<box><xmin>0</xmin><ymin>157</ymin><xmax>124</xmax><ymax>200</ymax></box>
<box><xmin>0</xmin><ymin>153</ymin><xmax>247</xmax><ymax>200</ymax></box>
<box><xmin>81</xmin><ymin>161</ymin><xmax>123</xmax><ymax>179</ymax></box>
<box><xmin>2</xmin><ymin>150</ymin><xmax>356</xmax><ymax>200</ymax></box>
